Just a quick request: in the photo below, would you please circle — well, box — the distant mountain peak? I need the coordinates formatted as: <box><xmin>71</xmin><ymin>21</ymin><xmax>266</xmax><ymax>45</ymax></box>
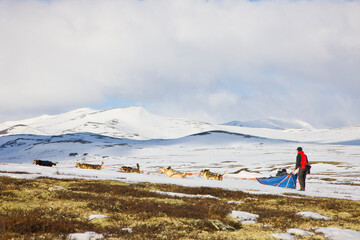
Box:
<box><xmin>222</xmin><ymin>118</ymin><xmax>313</xmax><ymax>130</ymax></box>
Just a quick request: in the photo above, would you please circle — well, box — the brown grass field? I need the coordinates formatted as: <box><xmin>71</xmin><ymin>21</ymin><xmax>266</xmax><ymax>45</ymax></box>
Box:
<box><xmin>0</xmin><ymin>176</ymin><xmax>359</xmax><ymax>239</ymax></box>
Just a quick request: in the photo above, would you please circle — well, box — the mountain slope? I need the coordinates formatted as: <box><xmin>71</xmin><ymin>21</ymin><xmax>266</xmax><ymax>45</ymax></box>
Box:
<box><xmin>0</xmin><ymin>107</ymin><xmax>214</xmax><ymax>140</ymax></box>
<box><xmin>0</xmin><ymin>130</ymin><xmax>272</xmax><ymax>163</ymax></box>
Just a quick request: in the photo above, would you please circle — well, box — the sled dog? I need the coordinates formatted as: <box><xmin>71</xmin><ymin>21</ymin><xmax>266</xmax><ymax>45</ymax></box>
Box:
<box><xmin>200</xmin><ymin>169</ymin><xmax>226</xmax><ymax>181</ymax></box>
<box><xmin>121</xmin><ymin>163</ymin><xmax>140</xmax><ymax>173</ymax></box>
<box><xmin>76</xmin><ymin>162</ymin><xmax>104</xmax><ymax>170</ymax></box>
<box><xmin>33</xmin><ymin>159</ymin><xmax>58</xmax><ymax>167</ymax></box>
<box><xmin>161</xmin><ymin>166</ymin><xmax>188</xmax><ymax>178</ymax></box>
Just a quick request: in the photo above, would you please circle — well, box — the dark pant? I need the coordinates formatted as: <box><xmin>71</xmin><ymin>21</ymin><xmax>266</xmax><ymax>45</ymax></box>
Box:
<box><xmin>298</xmin><ymin>169</ymin><xmax>307</xmax><ymax>190</ymax></box>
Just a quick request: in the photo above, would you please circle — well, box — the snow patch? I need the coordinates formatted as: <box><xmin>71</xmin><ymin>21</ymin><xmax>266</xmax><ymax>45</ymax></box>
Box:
<box><xmin>227</xmin><ymin>200</ymin><xmax>245</xmax><ymax>204</ymax></box>
<box><xmin>151</xmin><ymin>190</ymin><xmax>217</xmax><ymax>199</ymax></box>
<box><xmin>296</xmin><ymin>211</ymin><xmax>332</xmax><ymax>220</ymax></box>
<box><xmin>287</xmin><ymin>228</ymin><xmax>314</xmax><ymax>236</ymax></box>
<box><xmin>229</xmin><ymin>211</ymin><xmax>259</xmax><ymax>223</ymax></box>
<box><xmin>48</xmin><ymin>186</ymin><xmax>66</xmax><ymax>191</ymax></box>
<box><xmin>121</xmin><ymin>228</ymin><xmax>133</xmax><ymax>233</ymax></box>
<box><xmin>270</xmin><ymin>233</ymin><xmax>295</xmax><ymax>239</ymax></box>
<box><xmin>316</xmin><ymin>227</ymin><xmax>360</xmax><ymax>240</ymax></box>
<box><xmin>67</xmin><ymin>231</ymin><xmax>103</xmax><ymax>240</ymax></box>
<box><xmin>88</xmin><ymin>214</ymin><xmax>108</xmax><ymax>221</ymax></box>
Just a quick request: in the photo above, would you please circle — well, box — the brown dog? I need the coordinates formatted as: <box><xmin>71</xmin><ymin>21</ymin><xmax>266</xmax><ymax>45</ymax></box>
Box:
<box><xmin>121</xmin><ymin>163</ymin><xmax>140</xmax><ymax>173</ymax></box>
<box><xmin>200</xmin><ymin>169</ymin><xmax>226</xmax><ymax>181</ymax></box>
<box><xmin>75</xmin><ymin>162</ymin><xmax>104</xmax><ymax>170</ymax></box>
<box><xmin>161</xmin><ymin>166</ymin><xmax>188</xmax><ymax>178</ymax></box>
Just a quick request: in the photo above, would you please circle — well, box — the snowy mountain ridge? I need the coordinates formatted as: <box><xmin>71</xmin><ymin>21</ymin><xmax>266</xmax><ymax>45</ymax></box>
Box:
<box><xmin>1</xmin><ymin>107</ymin><xmax>360</xmax><ymax>145</ymax></box>
<box><xmin>222</xmin><ymin>118</ymin><xmax>313</xmax><ymax>130</ymax></box>
<box><xmin>0</xmin><ymin>107</ymin><xmax>214</xmax><ymax>140</ymax></box>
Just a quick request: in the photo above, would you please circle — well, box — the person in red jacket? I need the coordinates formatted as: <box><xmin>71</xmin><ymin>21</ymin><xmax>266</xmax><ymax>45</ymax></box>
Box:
<box><xmin>295</xmin><ymin>147</ymin><xmax>308</xmax><ymax>191</ymax></box>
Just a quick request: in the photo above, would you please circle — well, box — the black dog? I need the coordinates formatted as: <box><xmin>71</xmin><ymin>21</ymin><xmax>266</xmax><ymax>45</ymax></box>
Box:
<box><xmin>33</xmin><ymin>159</ymin><xmax>58</xmax><ymax>167</ymax></box>
<box><xmin>276</xmin><ymin>168</ymin><xmax>287</xmax><ymax>176</ymax></box>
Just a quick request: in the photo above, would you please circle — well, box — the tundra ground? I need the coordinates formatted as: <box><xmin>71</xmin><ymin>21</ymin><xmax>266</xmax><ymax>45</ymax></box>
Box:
<box><xmin>0</xmin><ymin>176</ymin><xmax>359</xmax><ymax>239</ymax></box>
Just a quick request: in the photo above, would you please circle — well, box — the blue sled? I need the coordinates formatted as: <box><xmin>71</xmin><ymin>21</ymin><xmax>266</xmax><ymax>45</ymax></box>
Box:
<box><xmin>257</xmin><ymin>174</ymin><xmax>297</xmax><ymax>189</ymax></box>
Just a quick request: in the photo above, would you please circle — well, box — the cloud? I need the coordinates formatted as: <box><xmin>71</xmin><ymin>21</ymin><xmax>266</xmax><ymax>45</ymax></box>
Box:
<box><xmin>0</xmin><ymin>0</ymin><xmax>359</xmax><ymax>127</ymax></box>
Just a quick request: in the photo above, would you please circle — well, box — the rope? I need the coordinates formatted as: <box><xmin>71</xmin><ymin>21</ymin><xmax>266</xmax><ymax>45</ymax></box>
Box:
<box><xmin>223</xmin><ymin>175</ymin><xmax>257</xmax><ymax>180</ymax></box>
<box><xmin>185</xmin><ymin>173</ymin><xmax>201</xmax><ymax>176</ymax></box>
<box><xmin>106</xmin><ymin>166</ymin><xmax>271</xmax><ymax>181</ymax></box>
<box><xmin>102</xmin><ymin>165</ymin><xmax>119</xmax><ymax>169</ymax></box>
<box><xmin>141</xmin><ymin>169</ymin><xmax>160</xmax><ymax>173</ymax></box>
<box><xmin>82</xmin><ymin>164</ymin><xmax>298</xmax><ymax>187</ymax></box>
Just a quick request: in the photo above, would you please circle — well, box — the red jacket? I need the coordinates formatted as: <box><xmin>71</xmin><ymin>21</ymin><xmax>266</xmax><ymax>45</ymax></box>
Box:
<box><xmin>296</xmin><ymin>151</ymin><xmax>308</xmax><ymax>169</ymax></box>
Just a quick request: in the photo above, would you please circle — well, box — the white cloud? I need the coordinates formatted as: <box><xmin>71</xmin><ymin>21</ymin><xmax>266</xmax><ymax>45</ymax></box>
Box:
<box><xmin>0</xmin><ymin>0</ymin><xmax>359</xmax><ymax>127</ymax></box>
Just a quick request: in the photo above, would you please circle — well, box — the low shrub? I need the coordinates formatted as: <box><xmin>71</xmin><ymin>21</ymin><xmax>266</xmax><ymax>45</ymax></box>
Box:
<box><xmin>0</xmin><ymin>207</ymin><xmax>93</xmax><ymax>236</ymax></box>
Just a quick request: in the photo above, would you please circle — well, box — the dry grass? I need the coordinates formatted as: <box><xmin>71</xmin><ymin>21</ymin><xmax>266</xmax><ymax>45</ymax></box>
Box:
<box><xmin>308</xmin><ymin>161</ymin><xmax>344</xmax><ymax>165</ymax></box>
<box><xmin>0</xmin><ymin>176</ymin><xmax>359</xmax><ymax>239</ymax></box>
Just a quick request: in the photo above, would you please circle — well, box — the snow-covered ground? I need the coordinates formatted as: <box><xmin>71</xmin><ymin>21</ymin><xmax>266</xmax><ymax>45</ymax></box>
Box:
<box><xmin>0</xmin><ymin>107</ymin><xmax>359</xmax><ymax>201</ymax></box>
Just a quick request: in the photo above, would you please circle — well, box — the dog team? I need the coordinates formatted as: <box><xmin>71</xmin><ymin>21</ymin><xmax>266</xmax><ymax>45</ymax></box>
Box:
<box><xmin>33</xmin><ymin>159</ymin><xmax>226</xmax><ymax>181</ymax></box>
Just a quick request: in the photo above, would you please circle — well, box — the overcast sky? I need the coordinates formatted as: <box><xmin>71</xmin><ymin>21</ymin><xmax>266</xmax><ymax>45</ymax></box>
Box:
<box><xmin>1</xmin><ymin>0</ymin><xmax>359</xmax><ymax>128</ymax></box>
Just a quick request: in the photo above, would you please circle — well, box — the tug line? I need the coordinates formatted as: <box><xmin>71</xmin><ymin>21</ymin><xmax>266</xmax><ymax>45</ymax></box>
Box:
<box><xmin>102</xmin><ymin>164</ymin><xmax>258</xmax><ymax>180</ymax></box>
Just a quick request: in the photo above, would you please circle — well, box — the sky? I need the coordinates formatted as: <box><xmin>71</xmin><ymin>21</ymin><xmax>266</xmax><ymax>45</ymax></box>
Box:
<box><xmin>0</xmin><ymin>0</ymin><xmax>359</xmax><ymax>128</ymax></box>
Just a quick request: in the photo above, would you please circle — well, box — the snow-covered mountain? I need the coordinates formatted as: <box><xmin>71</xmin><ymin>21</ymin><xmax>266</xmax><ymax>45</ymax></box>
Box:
<box><xmin>0</xmin><ymin>107</ymin><xmax>214</xmax><ymax>140</ymax></box>
<box><xmin>222</xmin><ymin>118</ymin><xmax>313</xmax><ymax>130</ymax></box>
<box><xmin>1</xmin><ymin>106</ymin><xmax>360</xmax><ymax>144</ymax></box>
